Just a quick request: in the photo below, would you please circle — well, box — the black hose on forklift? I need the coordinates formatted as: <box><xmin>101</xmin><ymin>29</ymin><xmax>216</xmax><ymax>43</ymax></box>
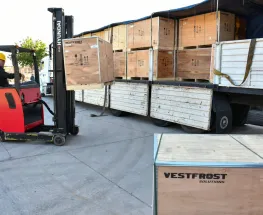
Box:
<box><xmin>38</xmin><ymin>99</ymin><xmax>55</xmax><ymax>116</ymax></box>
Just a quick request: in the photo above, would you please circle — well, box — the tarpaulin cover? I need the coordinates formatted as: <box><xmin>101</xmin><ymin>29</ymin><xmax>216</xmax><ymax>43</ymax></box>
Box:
<box><xmin>74</xmin><ymin>0</ymin><xmax>263</xmax><ymax>39</ymax></box>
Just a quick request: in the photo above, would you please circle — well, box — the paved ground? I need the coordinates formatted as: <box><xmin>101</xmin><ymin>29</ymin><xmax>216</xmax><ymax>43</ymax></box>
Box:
<box><xmin>0</xmin><ymin>97</ymin><xmax>262</xmax><ymax>215</ymax></box>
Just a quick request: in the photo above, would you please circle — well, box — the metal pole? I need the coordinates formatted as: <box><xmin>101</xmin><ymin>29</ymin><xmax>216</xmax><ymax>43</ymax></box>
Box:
<box><xmin>216</xmin><ymin>0</ymin><xmax>219</xmax><ymax>42</ymax></box>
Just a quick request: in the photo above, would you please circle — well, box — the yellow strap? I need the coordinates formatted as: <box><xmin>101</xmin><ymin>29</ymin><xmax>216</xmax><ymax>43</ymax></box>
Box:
<box><xmin>214</xmin><ymin>38</ymin><xmax>257</xmax><ymax>86</ymax></box>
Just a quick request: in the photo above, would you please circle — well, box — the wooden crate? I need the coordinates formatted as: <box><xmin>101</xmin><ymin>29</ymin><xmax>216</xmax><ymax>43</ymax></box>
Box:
<box><xmin>63</xmin><ymin>37</ymin><xmax>114</xmax><ymax>90</ymax></box>
<box><xmin>81</xmin><ymin>33</ymin><xmax>91</xmax><ymax>38</ymax></box>
<box><xmin>92</xmin><ymin>28</ymin><xmax>112</xmax><ymax>43</ymax></box>
<box><xmin>127</xmin><ymin>17</ymin><xmax>175</xmax><ymax>50</ymax></box>
<box><xmin>127</xmin><ymin>49</ymin><xmax>174</xmax><ymax>80</ymax></box>
<box><xmin>235</xmin><ymin>16</ymin><xmax>247</xmax><ymax>40</ymax></box>
<box><xmin>176</xmin><ymin>48</ymin><xmax>212</xmax><ymax>80</ymax></box>
<box><xmin>113</xmin><ymin>52</ymin><xmax>126</xmax><ymax>78</ymax></box>
<box><xmin>112</xmin><ymin>25</ymin><xmax>127</xmax><ymax>51</ymax></box>
<box><xmin>205</xmin><ymin>11</ymin><xmax>235</xmax><ymax>44</ymax></box>
<box><xmin>153</xmin><ymin>134</ymin><xmax>263</xmax><ymax>215</ymax></box>
<box><xmin>178</xmin><ymin>11</ymin><xmax>235</xmax><ymax>48</ymax></box>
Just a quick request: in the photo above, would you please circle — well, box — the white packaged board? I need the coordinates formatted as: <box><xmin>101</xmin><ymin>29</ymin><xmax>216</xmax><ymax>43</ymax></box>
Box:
<box><xmin>150</xmin><ymin>84</ymin><xmax>213</xmax><ymax>130</ymax></box>
<box><xmin>110</xmin><ymin>82</ymin><xmax>149</xmax><ymax>116</ymax></box>
<box><xmin>83</xmin><ymin>87</ymin><xmax>109</xmax><ymax>107</ymax></box>
<box><xmin>213</xmin><ymin>38</ymin><xmax>263</xmax><ymax>89</ymax></box>
<box><xmin>75</xmin><ymin>90</ymin><xmax>83</xmax><ymax>102</ymax></box>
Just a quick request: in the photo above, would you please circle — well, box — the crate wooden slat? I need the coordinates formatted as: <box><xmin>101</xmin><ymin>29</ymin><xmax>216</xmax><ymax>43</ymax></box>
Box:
<box><xmin>179</xmin><ymin>11</ymin><xmax>235</xmax><ymax>48</ymax></box>
<box><xmin>127</xmin><ymin>17</ymin><xmax>175</xmax><ymax>50</ymax></box>
<box><xmin>91</xmin><ymin>28</ymin><xmax>112</xmax><ymax>43</ymax></box>
<box><xmin>63</xmin><ymin>37</ymin><xmax>114</xmax><ymax>90</ymax></box>
<box><xmin>113</xmin><ymin>52</ymin><xmax>126</xmax><ymax>78</ymax></box>
<box><xmin>176</xmin><ymin>48</ymin><xmax>212</xmax><ymax>80</ymax></box>
<box><xmin>112</xmin><ymin>25</ymin><xmax>127</xmax><ymax>51</ymax></box>
<box><xmin>153</xmin><ymin>134</ymin><xmax>263</xmax><ymax>215</ymax></box>
<box><xmin>127</xmin><ymin>49</ymin><xmax>174</xmax><ymax>80</ymax></box>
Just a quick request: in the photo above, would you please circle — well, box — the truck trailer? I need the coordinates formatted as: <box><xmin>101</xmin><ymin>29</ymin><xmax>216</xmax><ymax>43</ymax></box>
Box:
<box><xmin>73</xmin><ymin>0</ymin><xmax>263</xmax><ymax>134</ymax></box>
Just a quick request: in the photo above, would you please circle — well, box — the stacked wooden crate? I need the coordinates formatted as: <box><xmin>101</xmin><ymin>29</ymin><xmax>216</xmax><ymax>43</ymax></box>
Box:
<box><xmin>112</xmin><ymin>25</ymin><xmax>127</xmax><ymax>79</ymax></box>
<box><xmin>176</xmin><ymin>11</ymin><xmax>247</xmax><ymax>82</ymax></box>
<box><xmin>126</xmin><ymin>17</ymin><xmax>176</xmax><ymax>80</ymax></box>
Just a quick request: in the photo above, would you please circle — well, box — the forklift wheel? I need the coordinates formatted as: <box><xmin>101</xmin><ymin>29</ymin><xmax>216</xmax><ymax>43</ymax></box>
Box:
<box><xmin>0</xmin><ymin>131</ymin><xmax>5</xmax><ymax>142</ymax></box>
<box><xmin>53</xmin><ymin>135</ymin><xmax>66</xmax><ymax>146</ymax></box>
<box><xmin>71</xmin><ymin>126</ymin><xmax>79</xmax><ymax>136</ymax></box>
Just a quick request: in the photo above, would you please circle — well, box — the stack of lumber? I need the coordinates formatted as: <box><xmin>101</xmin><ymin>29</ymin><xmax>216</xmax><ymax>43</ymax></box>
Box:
<box><xmin>176</xmin><ymin>11</ymin><xmax>247</xmax><ymax>82</ymax></box>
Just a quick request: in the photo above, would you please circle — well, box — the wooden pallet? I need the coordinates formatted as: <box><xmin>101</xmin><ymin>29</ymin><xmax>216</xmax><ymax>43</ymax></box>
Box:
<box><xmin>115</xmin><ymin>77</ymin><xmax>126</xmax><ymax>80</ymax></box>
<box><xmin>127</xmin><ymin>77</ymin><xmax>176</xmax><ymax>81</ymax></box>
<box><xmin>127</xmin><ymin>76</ymin><xmax>149</xmax><ymax>80</ymax></box>
<box><xmin>177</xmin><ymin>44</ymin><xmax>212</xmax><ymax>50</ymax></box>
<box><xmin>127</xmin><ymin>46</ymin><xmax>175</xmax><ymax>52</ymax></box>
<box><xmin>113</xmin><ymin>49</ymin><xmax>126</xmax><ymax>53</ymax></box>
<box><xmin>176</xmin><ymin>77</ymin><xmax>210</xmax><ymax>83</ymax></box>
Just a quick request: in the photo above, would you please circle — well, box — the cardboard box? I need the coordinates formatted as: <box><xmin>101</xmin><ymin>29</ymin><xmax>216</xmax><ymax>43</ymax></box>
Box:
<box><xmin>63</xmin><ymin>37</ymin><xmax>114</xmax><ymax>90</ymax></box>
<box><xmin>153</xmin><ymin>134</ymin><xmax>263</xmax><ymax>215</ymax></box>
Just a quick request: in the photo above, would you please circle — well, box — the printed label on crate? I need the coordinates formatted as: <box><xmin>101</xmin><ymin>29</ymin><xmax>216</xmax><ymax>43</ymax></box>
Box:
<box><xmin>163</xmin><ymin>172</ymin><xmax>228</xmax><ymax>184</ymax></box>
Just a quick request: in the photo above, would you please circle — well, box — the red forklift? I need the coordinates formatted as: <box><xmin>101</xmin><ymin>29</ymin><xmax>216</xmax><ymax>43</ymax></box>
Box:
<box><xmin>0</xmin><ymin>8</ymin><xmax>79</xmax><ymax>146</ymax></box>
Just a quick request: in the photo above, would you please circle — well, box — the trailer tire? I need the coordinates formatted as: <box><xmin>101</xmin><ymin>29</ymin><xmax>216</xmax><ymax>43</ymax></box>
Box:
<box><xmin>110</xmin><ymin>109</ymin><xmax>127</xmax><ymax>117</ymax></box>
<box><xmin>231</xmin><ymin>104</ymin><xmax>250</xmax><ymax>126</ymax></box>
<box><xmin>151</xmin><ymin>118</ymin><xmax>172</xmax><ymax>127</ymax></box>
<box><xmin>181</xmin><ymin>125</ymin><xmax>205</xmax><ymax>134</ymax></box>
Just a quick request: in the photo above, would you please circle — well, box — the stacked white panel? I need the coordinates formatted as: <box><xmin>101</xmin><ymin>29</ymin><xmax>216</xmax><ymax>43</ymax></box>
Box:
<box><xmin>83</xmin><ymin>87</ymin><xmax>109</xmax><ymax>107</ymax></box>
<box><xmin>75</xmin><ymin>90</ymin><xmax>83</xmax><ymax>102</ymax></box>
<box><xmin>110</xmin><ymin>82</ymin><xmax>149</xmax><ymax>116</ymax></box>
<box><xmin>214</xmin><ymin>38</ymin><xmax>263</xmax><ymax>89</ymax></box>
<box><xmin>150</xmin><ymin>85</ymin><xmax>213</xmax><ymax>130</ymax></box>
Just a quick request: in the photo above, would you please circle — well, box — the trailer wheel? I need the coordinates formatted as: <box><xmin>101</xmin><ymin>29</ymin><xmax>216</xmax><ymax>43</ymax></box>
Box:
<box><xmin>181</xmin><ymin>125</ymin><xmax>205</xmax><ymax>134</ymax></box>
<box><xmin>110</xmin><ymin>109</ymin><xmax>125</xmax><ymax>117</ymax></box>
<box><xmin>231</xmin><ymin>104</ymin><xmax>250</xmax><ymax>126</ymax></box>
<box><xmin>53</xmin><ymin>134</ymin><xmax>66</xmax><ymax>146</ymax></box>
<box><xmin>151</xmin><ymin>118</ymin><xmax>172</xmax><ymax>127</ymax></box>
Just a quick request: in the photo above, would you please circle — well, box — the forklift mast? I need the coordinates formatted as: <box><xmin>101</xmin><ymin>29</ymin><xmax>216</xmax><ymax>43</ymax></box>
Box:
<box><xmin>48</xmin><ymin>8</ymin><xmax>78</xmax><ymax>135</ymax></box>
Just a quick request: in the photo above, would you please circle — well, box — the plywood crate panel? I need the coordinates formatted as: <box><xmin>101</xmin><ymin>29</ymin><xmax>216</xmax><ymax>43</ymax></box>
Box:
<box><xmin>213</xmin><ymin>38</ymin><xmax>263</xmax><ymax>89</ymax></box>
<box><xmin>110</xmin><ymin>82</ymin><xmax>149</xmax><ymax>116</ymax></box>
<box><xmin>83</xmin><ymin>87</ymin><xmax>109</xmax><ymax>107</ymax></box>
<box><xmin>205</xmin><ymin>11</ymin><xmax>235</xmax><ymax>44</ymax></box>
<box><xmin>127</xmin><ymin>49</ymin><xmax>174</xmax><ymax>79</ymax></box>
<box><xmin>179</xmin><ymin>11</ymin><xmax>235</xmax><ymax>48</ymax></box>
<box><xmin>153</xmin><ymin>134</ymin><xmax>263</xmax><ymax>215</ymax></box>
<box><xmin>113</xmin><ymin>52</ymin><xmax>126</xmax><ymax>78</ymax></box>
<box><xmin>91</xmin><ymin>28</ymin><xmax>112</xmax><ymax>43</ymax></box>
<box><xmin>112</xmin><ymin>25</ymin><xmax>127</xmax><ymax>51</ymax></box>
<box><xmin>177</xmin><ymin>48</ymin><xmax>212</xmax><ymax>80</ymax></box>
<box><xmin>128</xmin><ymin>17</ymin><xmax>175</xmax><ymax>50</ymax></box>
<box><xmin>235</xmin><ymin>16</ymin><xmax>247</xmax><ymax>40</ymax></box>
<box><xmin>63</xmin><ymin>37</ymin><xmax>114</xmax><ymax>90</ymax></box>
<box><xmin>150</xmin><ymin>85</ymin><xmax>213</xmax><ymax>130</ymax></box>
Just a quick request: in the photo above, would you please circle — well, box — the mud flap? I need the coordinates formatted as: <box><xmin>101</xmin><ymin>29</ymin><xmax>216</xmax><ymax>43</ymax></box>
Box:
<box><xmin>213</xmin><ymin>93</ymin><xmax>233</xmax><ymax>134</ymax></box>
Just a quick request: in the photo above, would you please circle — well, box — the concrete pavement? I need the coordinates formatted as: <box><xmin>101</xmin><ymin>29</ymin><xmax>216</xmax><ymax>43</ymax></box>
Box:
<box><xmin>0</xmin><ymin>97</ymin><xmax>262</xmax><ymax>215</ymax></box>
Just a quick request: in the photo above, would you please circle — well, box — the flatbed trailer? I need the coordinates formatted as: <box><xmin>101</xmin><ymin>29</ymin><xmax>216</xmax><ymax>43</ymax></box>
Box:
<box><xmin>72</xmin><ymin>0</ymin><xmax>263</xmax><ymax>134</ymax></box>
